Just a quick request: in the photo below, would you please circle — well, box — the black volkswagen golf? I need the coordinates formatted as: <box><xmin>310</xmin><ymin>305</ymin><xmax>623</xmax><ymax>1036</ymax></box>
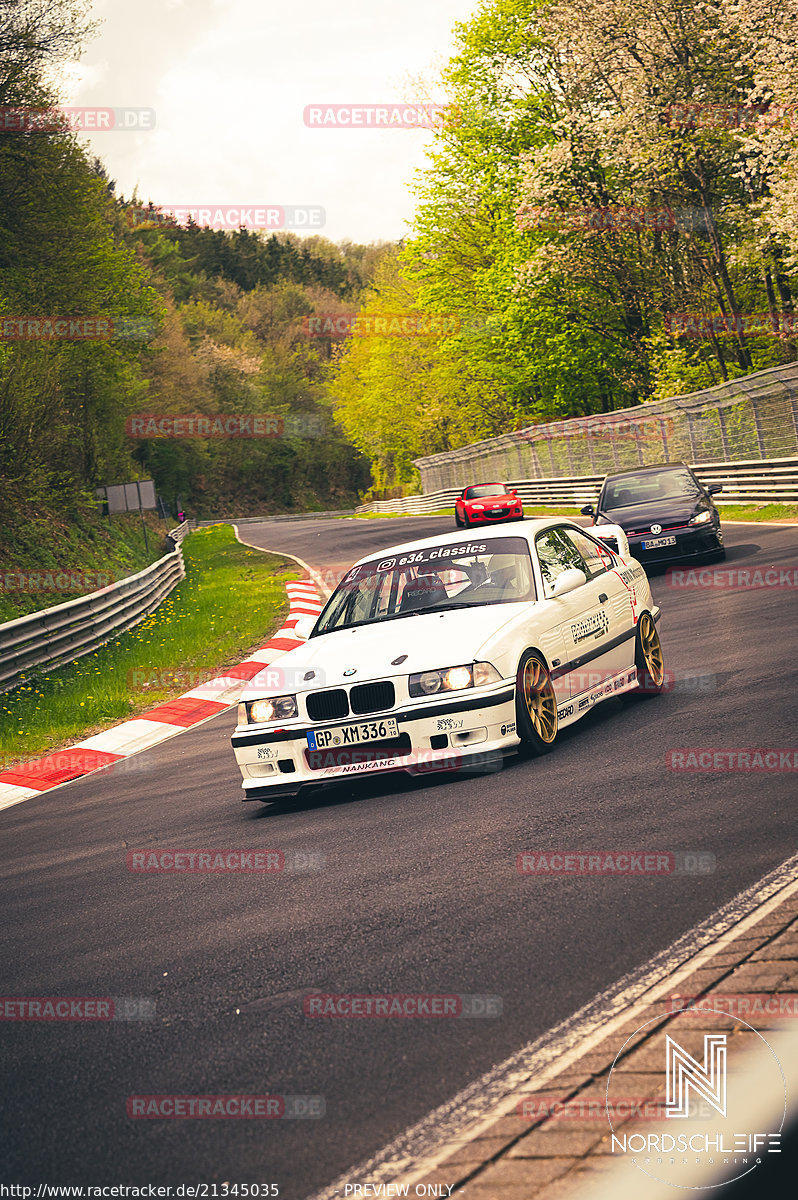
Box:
<box><xmin>581</xmin><ymin>462</ymin><xmax>725</xmax><ymax>567</ymax></box>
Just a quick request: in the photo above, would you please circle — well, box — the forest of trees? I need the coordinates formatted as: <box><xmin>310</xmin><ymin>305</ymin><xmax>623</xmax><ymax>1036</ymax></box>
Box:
<box><xmin>0</xmin><ymin>0</ymin><xmax>379</xmax><ymax>531</ymax></box>
<box><xmin>332</xmin><ymin>0</ymin><xmax>798</xmax><ymax>489</ymax></box>
<box><xmin>3</xmin><ymin>0</ymin><xmax>798</xmax><ymax>512</ymax></box>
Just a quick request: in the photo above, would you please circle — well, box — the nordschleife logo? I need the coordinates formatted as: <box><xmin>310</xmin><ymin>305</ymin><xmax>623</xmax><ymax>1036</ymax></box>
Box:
<box><xmin>606</xmin><ymin>1011</ymin><xmax>785</xmax><ymax>1189</ymax></box>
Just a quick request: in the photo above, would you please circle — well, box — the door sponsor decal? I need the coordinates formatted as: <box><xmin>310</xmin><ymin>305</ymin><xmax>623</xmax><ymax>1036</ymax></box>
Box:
<box><xmin>569</xmin><ymin>610</ymin><xmax>609</xmax><ymax>644</ymax></box>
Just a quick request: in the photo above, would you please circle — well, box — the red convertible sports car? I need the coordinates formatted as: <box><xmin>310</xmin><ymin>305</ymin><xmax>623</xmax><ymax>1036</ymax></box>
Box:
<box><xmin>455</xmin><ymin>483</ymin><xmax>524</xmax><ymax>528</ymax></box>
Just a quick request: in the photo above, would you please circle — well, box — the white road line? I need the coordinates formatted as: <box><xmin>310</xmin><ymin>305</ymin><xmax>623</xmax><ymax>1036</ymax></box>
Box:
<box><xmin>0</xmin><ymin>783</ymin><xmax>41</xmax><ymax>812</ymax></box>
<box><xmin>307</xmin><ymin>852</ymin><xmax>798</xmax><ymax>1200</ymax></box>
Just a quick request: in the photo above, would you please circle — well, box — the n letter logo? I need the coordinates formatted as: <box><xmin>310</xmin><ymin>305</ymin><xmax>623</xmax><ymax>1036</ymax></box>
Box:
<box><xmin>666</xmin><ymin>1034</ymin><xmax>727</xmax><ymax>1118</ymax></box>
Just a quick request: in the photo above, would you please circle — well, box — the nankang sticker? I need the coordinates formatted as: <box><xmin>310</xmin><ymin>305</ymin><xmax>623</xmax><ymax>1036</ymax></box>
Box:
<box><xmin>569</xmin><ymin>610</ymin><xmax>610</xmax><ymax>644</ymax></box>
<box><xmin>557</xmin><ymin>704</ymin><xmax>574</xmax><ymax>719</ymax></box>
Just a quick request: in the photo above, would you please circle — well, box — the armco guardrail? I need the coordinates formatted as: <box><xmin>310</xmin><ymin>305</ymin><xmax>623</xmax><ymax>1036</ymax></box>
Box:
<box><xmin>0</xmin><ymin>534</ymin><xmax>187</xmax><ymax>694</ymax></box>
<box><xmin>193</xmin><ymin>510</ymin><xmax>358</xmax><ymax>527</ymax></box>
<box><xmin>357</xmin><ymin>457</ymin><xmax>798</xmax><ymax>513</ymax></box>
<box><xmin>413</xmin><ymin>361</ymin><xmax>798</xmax><ymax>492</ymax></box>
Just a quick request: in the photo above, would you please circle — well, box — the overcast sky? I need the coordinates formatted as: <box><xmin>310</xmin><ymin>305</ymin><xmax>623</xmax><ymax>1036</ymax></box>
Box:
<box><xmin>61</xmin><ymin>0</ymin><xmax>478</xmax><ymax>244</ymax></box>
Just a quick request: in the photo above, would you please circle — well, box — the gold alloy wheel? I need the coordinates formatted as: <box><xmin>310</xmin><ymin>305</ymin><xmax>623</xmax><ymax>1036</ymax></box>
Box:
<box><xmin>522</xmin><ymin>657</ymin><xmax>558</xmax><ymax>742</ymax></box>
<box><xmin>638</xmin><ymin>613</ymin><xmax>665</xmax><ymax>686</ymax></box>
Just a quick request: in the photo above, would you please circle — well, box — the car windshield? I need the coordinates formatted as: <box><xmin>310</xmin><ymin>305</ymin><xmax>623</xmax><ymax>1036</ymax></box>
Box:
<box><xmin>465</xmin><ymin>484</ymin><xmax>506</xmax><ymax>498</ymax></box>
<box><xmin>602</xmin><ymin>467</ymin><xmax>701</xmax><ymax>509</ymax></box>
<box><xmin>313</xmin><ymin>536</ymin><xmax>536</xmax><ymax>634</ymax></box>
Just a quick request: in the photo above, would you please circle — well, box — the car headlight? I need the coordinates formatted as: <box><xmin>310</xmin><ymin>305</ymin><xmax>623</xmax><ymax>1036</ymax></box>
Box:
<box><xmin>408</xmin><ymin>661</ymin><xmax>501</xmax><ymax>698</ymax></box>
<box><xmin>245</xmin><ymin>695</ymin><xmax>298</xmax><ymax>724</ymax></box>
<box><xmin>688</xmin><ymin>510</ymin><xmax>712</xmax><ymax>525</ymax></box>
<box><xmin>471</xmin><ymin>504</ymin><xmax>485</xmax><ymax>510</ymax></box>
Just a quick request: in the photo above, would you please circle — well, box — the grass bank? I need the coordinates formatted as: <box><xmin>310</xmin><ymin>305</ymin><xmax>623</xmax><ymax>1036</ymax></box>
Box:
<box><xmin>717</xmin><ymin>503</ymin><xmax>798</xmax><ymax>522</ymax></box>
<box><xmin>0</xmin><ymin>503</ymin><xmax>171</xmax><ymax>623</ymax></box>
<box><xmin>0</xmin><ymin>524</ymin><xmax>297</xmax><ymax>768</ymax></box>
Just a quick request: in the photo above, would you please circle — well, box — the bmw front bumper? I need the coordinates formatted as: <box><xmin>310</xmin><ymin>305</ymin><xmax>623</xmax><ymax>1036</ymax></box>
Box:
<box><xmin>231</xmin><ymin>684</ymin><xmax>518</xmax><ymax>799</ymax></box>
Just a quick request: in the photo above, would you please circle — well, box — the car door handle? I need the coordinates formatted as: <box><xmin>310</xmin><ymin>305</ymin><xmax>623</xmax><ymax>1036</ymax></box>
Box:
<box><xmin>598</xmin><ymin>593</ymin><xmax>608</xmax><ymax>603</ymax></box>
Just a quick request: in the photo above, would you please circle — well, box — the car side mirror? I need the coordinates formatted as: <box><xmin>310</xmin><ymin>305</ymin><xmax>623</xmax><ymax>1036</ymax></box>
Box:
<box><xmin>580</xmin><ymin>504</ymin><xmax>595</xmax><ymax>516</ymax></box>
<box><xmin>550</xmin><ymin>568</ymin><xmax>587</xmax><ymax>597</ymax></box>
<box><xmin>707</xmin><ymin>484</ymin><xmax>722</xmax><ymax>495</ymax></box>
<box><xmin>293</xmin><ymin>614</ymin><xmax>317</xmax><ymax>640</ymax></box>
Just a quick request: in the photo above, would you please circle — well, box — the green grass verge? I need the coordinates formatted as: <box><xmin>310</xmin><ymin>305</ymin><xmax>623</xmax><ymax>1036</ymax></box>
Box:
<box><xmin>717</xmin><ymin>503</ymin><xmax>798</xmax><ymax>522</ymax></box>
<box><xmin>0</xmin><ymin>524</ymin><xmax>298</xmax><ymax>769</ymax></box>
<box><xmin>354</xmin><ymin>503</ymin><xmax>797</xmax><ymax>523</ymax></box>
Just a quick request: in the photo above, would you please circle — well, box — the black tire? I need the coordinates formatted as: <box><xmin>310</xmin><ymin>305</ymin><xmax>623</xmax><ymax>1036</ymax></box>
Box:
<box><xmin>454</xmin><ymin>510</ymin><xmax>464</xmax><ymax>528</ymax></box>
<box><xmin>462</xmin><ymin>512</ymin><xmax>471</xmax><ymax>528</ymax></box>
<box><xmin>515</xmin><ymin>650</ymin><xmax>558</xmax><ymax>755</ymax></box>
<box><xmin>633</xmin><ymin>611</ymin><xmax>665</xmax><ymax>696</ymax></box>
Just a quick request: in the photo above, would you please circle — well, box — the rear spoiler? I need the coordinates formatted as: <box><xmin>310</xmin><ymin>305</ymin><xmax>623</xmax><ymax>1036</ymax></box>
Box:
<box><xmin>592</xmin><ymin>523</ymin><xmax>630</xmax><ymax>560</ymax></box>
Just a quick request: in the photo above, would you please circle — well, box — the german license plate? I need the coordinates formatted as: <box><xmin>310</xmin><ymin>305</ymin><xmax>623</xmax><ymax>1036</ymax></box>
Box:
<box><xmin>642</xmin><ymin>535</ymin><xmax>677</xmax><ymax>549</ymax></box>
<box><xmin>307</xmin><ymin>718</ymin><xmax>399</xmax><ymax>750</ymax></box>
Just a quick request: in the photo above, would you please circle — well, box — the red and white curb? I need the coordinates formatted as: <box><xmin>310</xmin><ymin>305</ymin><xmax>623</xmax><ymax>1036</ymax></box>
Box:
<box><xmin>0</xmin><ymin>580</ymin><xmax>322</xmax><ymax>812</ymax></box>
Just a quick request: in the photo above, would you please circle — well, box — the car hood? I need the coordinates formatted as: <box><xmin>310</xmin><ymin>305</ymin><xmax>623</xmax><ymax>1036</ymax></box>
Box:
<box><xmin>465</xmin><ymin>493</ymin><xmax>517</xmax><ymax>505</ymax></box>
<box><xmin>598</xmin><ymin>497</ymin><xmax>708</xmax><ymax>530</ymax></box>
<box><xmin>241</xmin><ymin>602</ymin><xmax>529</xmax><ymax>697</ymax></box>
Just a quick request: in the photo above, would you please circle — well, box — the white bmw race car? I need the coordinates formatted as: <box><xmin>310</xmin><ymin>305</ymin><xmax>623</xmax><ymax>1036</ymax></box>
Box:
<box><xmin>231</xmin><ymin>519</ymin><xmax>664</xmax><ymax>801</ymax></box>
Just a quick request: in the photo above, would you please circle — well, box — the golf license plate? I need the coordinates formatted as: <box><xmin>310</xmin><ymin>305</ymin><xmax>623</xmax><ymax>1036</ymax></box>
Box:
<box><xmin>642</xmin><ymin>535</ymin><xmax>677</xmax><ymax>549</ymax></box>
<box><xmin>307</xmin><ymin>718</ymin><xmax>399</xmax><ymax>750</ymax></box>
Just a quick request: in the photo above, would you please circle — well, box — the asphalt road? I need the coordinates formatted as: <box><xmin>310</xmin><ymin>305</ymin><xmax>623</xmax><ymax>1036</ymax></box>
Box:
<box><xmin>2</xmin><ymin>516</ymin><xmax>797</xmax><ymax>1196</ymax></box>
